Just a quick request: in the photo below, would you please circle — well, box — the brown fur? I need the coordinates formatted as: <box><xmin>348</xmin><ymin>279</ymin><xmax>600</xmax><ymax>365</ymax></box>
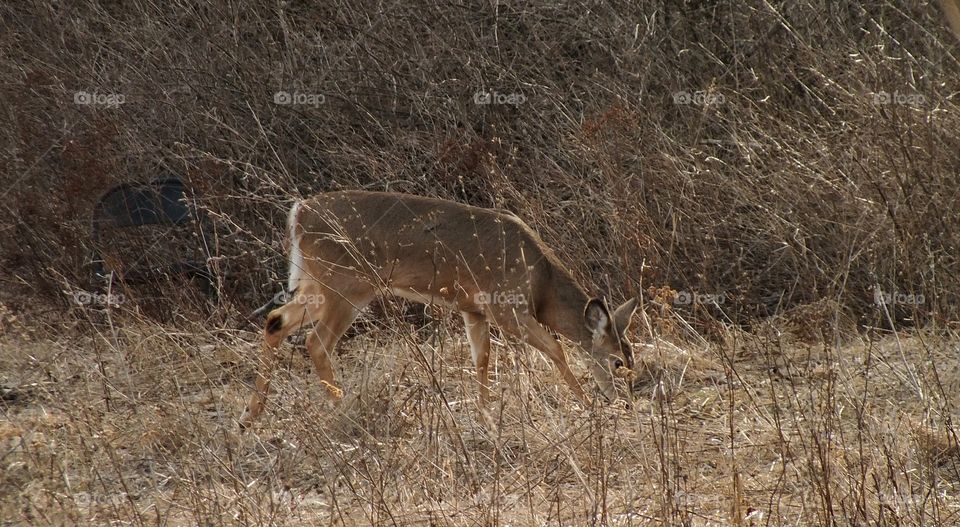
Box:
<box><xmin>240</xmin><ymin>191</ymin><xmax>638</xmax><ymax>427</ymax></box>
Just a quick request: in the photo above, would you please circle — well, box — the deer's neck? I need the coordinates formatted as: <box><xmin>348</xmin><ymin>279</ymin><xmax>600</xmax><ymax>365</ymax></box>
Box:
<box><xmin>541</xmin><ymin>269</ymin><xmax>593</xmax><ymax>350</ymax></box>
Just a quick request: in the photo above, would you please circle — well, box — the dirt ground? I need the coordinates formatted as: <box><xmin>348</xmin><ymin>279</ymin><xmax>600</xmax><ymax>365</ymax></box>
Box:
<box><xmin>2</xmin><ymin>312</ymin><xmax>958</xmax><ymax>526</ymax></box>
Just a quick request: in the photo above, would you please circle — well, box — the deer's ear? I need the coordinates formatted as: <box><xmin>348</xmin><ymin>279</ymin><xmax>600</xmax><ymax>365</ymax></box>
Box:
<box><xmin>612</xmin><ymin>297</ymin><xmax>639</xmax><ymax>336</ymax></box>
<box><xmin>584</xmin><ymin>298</ymin><xmax>609</xmax><ymax>334</ymax></box>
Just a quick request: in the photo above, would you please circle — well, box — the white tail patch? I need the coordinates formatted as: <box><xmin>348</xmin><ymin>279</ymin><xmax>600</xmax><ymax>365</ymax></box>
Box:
<box><xmin>287</xmin><ymin>201</ymin><xmax>305</xmax><ymax>293</ymax></box>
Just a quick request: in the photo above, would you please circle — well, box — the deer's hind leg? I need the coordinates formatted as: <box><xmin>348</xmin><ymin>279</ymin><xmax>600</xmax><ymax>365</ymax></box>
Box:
<box><xmin>462</xmin><ymin>311</ymin><xmax>491</xmax><ymax>406</ymax></box>
<box><xmin>304</xmin><ymin>285</ymin><xmax>375</xmax><ymax>399</ymax></box>
<box><xmin>241</xmin><ymin>281</ymin><xmax>375</xmax><ymax>427</ymax></box>
<box><xmin>241</xmin><ymin>292</ymin><xmax>313</xmax><ymax>428</ymax></box>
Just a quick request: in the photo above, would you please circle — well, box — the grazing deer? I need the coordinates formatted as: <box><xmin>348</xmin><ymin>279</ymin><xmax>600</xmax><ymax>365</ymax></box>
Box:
<box><xmin>241</xmin><ymin>191</ymin><xmax>639</xmax><ymax>426</ymax></box>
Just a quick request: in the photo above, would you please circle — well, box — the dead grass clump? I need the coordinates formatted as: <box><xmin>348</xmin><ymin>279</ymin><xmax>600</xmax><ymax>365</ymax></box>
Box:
<box><xmin>914</xmin><ymin>426</ymin><xmax>960</xmax><ymax>482</ymax></box>
<box><xmin>1</xmin><ymin>1</ymin><xmax>959</xmax><ymax>330</ymax></box>
<box><xmin>3</xmin><ymin>312</ymin><xmax>960</xmax><ymax>524</ymax></box>
<box><xmin>768</xmin><ymin>298</ymin><xmax>859</xmax><ymax>344</ymax></box>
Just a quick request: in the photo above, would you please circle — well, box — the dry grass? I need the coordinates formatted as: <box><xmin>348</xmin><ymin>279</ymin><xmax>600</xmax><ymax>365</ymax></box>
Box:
<box><xmin>3</xmin><ymin>1</ymin><xmax>960</xmax><ymax>525</ymax></box>
<box><xmin>2</xmin><ymin>308</ymin><xmax>959</xmax><ymax>525</ymax></box>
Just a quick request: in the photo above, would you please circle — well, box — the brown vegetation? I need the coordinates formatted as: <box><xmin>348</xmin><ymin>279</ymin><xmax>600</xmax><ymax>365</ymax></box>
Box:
<box><xmin>1</xmin><ymin>1</ymin><xmax>959</xmax><ymax>525</ymax></box>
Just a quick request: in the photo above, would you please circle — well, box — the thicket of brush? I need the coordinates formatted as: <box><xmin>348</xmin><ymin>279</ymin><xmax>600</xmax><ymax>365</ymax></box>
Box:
<box><xmin>2</xmin><ymin>1</ymin><xmax>958</xmax><ymax>330</ymax></box>
<box><xmin>3</xmin><ymin>2</ymin><xmax>960</xmax><ymax>526</ymax></box>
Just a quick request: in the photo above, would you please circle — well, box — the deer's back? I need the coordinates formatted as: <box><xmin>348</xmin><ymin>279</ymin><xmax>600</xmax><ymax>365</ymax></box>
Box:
<box><xmin>295</xmin><ymin>191</ymin><xmax>560</xmax><ymax>312</ymax></box>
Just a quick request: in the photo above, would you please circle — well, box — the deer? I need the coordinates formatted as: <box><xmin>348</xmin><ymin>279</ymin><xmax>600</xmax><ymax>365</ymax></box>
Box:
<box><xmin>240</xmin><ymin>190</ymin><xmax>639</xmax><ymax>427</ymax></box>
